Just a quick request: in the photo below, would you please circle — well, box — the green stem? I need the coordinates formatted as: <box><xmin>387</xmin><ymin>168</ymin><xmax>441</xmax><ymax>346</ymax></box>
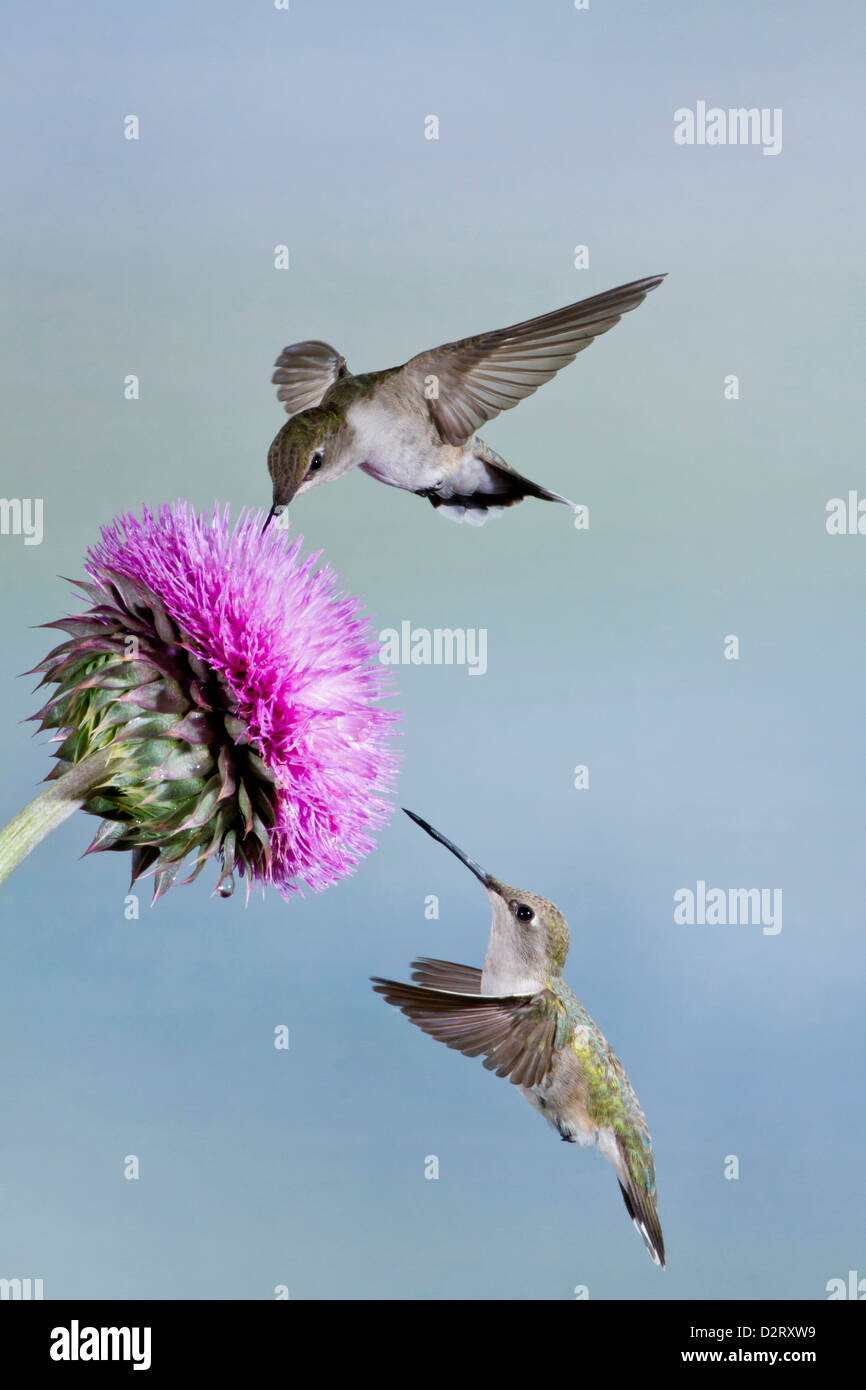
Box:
<box><xmin>0</xmin><ymin>748</ymin><xmax>114</xmax><ymax>888</ymax></box>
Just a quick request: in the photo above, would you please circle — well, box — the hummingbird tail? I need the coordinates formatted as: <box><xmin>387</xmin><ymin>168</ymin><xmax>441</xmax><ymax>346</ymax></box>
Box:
<box><xmin>618</xmin><ymin>1180</ymin><xmax>666</xmax><ymax>1269</ymax></box>
<box><xmin>424</xmin><ymin>439</ymin><xmax>576</xmax><ymax>525</ymax></box>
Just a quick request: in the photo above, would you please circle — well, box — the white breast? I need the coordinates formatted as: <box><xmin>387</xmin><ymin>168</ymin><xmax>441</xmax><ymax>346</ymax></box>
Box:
<box><xmin>348</xmin><ymin>397</ymin><xmax>444</xmax><ymax>492</ymax></box>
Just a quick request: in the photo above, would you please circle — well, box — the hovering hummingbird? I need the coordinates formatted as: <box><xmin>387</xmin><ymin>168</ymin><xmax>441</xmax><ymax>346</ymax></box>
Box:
<box><xmin>372</xmin><ymin>810</ymin><xmax>665</xmax><ymax>1267</ymax></box>
<box><xmin>263</xmin><ymin>274</ymin><xmax>665</xmax><ymax>530</ymax></box>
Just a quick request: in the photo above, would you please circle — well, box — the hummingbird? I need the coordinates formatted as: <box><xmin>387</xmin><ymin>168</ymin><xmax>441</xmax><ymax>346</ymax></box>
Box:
<box><xmin>371</xmin><ymin>810</ymin><xmax>665</xmax><ymax>1268</ymax></box>
<box><xmin>263</xmin><ymin>274</ymin><xmax>665</xmax><ymax>530</ymax></box>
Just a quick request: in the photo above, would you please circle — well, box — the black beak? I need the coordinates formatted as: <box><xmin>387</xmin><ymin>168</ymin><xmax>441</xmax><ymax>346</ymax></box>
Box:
<box><xmin>261</xmin><ymin>506</ymin><xmax>281</xmax><ymax>535</ymax></box>
<box><xmin>403</xmin><ymin>808</ymin><xmax>495</xmax><ymax>888</ymax></box>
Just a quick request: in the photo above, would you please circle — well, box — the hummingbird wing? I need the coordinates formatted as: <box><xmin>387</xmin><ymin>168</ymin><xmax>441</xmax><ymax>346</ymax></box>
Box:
<box><xmin>370</xmin><ymin>975</ymin><xmax>561</xmax><ymax>1088</ymax></box>
<box><xmin>402</xmin><ymin>275</ymin><xmax>665</xmax><ymax>447</ymax></box>
<box><xmin>409</xmin><ymin>958</ymin><xmax>482</xmax><ymax>993</ymax></box>
<box><xmin>272</xmin><ymin>340</ymin><xmax>349</xmax><ymax>418</ymax></box>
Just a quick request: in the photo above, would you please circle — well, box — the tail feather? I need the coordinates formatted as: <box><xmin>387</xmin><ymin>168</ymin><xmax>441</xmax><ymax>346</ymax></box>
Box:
<box><xmin>425</xmin><ymin>436</ymin><xmax>576</xmax><ymax>524</ymax></box>
<box><xmin>617</xmin><ymin>1179</ymin><xmax>666</xmax><ymax>1268</ymax></box>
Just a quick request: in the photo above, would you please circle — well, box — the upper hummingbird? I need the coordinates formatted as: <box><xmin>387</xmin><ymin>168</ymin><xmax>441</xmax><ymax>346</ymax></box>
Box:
<box><xmin>263</xmin><ymin>274</ymin><xmax>665</xmax><ymax>530</ymax></box>
<box><xmin>372</xmin><ymin>810</ymin><xmax>665</xmax><ymax>1268</ymax></box>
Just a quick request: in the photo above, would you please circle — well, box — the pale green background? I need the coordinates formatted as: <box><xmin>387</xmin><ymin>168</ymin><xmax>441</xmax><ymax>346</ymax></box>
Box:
<box><xmin>1</xmin><ymin>1</ymin><xmax>864</xmax><ymax>1298</ymax></box>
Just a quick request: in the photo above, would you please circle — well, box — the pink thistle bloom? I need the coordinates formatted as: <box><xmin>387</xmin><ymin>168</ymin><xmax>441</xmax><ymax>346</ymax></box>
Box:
<box><xmin>24</xmin><ymin>502</ymin><xmax>399</xmax><ymax>902</ymax></box>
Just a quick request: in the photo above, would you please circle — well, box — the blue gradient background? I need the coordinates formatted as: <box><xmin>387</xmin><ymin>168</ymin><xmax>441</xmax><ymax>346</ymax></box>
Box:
<box><xmin>1</xmin><ymin>1</ymin><xmax>864</xmax><ymax>1299</ymax></box>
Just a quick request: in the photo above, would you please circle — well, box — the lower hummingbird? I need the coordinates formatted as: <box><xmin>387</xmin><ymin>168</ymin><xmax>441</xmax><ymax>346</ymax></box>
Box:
<box><xmin>263</xmin><ymin>274</ymin><xmax>665</xmax><ymax>530</ymax></box>
<box><xmin>372</xmin><ymin>810</ymin><xmax>665</xmax><ymax>1268</ymax></box>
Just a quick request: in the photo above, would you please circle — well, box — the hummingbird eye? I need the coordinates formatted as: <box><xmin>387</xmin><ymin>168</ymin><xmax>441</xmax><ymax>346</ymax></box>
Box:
<box><xmin>514</xmin><ymin>903</ymin><xmax>535</xmax><ymax>923</ymax></box>
<box><xmin>308</xmin><ymin>451</ymin><xmax>324</xmax><ymax>474</ymax></box>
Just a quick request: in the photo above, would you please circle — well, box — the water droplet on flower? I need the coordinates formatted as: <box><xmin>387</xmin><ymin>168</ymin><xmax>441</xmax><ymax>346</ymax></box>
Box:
<box><xmin>218</xmin><ymin>875</ymin><xmax>234</xmax><ymax>898</ymax></box>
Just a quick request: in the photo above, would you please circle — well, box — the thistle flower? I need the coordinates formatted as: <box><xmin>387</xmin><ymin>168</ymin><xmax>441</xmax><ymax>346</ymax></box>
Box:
<box><xmin>0</xmin><ymin>503</ymin><xmax>399</xmax><ymax>901</ymax></box>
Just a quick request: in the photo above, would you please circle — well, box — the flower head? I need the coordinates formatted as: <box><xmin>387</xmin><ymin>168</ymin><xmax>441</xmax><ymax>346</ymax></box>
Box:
<box><xmin>31</xmin><ymin>503</ymin><xmax>399</xmax><ymax>901</ymax></box>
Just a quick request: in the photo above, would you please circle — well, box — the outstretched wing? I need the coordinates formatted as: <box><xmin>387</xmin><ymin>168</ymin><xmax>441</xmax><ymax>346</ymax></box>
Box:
<box><xmin>409</xmin><ymin>958</ymin><xmax>483</xmax><ymax>993</ymax></box>
<box><xmin>371</xmin><ymin>974</ymin><xmax>561</xmax><ymax>1088</ymax></box>
<box><xmin>272</xmin><ymin>340</ymin><xmax>349</xmax><ymax>418</ymax></box>
<box><xmin>402</xmin><ymin>275</ymin><xmax>665</xmax><ymax>446</ymax></box>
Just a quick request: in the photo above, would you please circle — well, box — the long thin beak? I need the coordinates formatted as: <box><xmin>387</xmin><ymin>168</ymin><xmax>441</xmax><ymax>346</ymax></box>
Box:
<box><xmin>261</xmin><ymin>506</ymin><xmax>281</xmax><ymax>535</ymax></box>
<box><xmin>403</xmin><ymin>808</ymin><xmax>494</xmax><ymax>888</ymax></box>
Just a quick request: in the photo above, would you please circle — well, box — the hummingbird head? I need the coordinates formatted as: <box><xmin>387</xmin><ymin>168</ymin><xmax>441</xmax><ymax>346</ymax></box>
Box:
<box><xmin>403</xmin><ymin>809</ymin><xmax>570</xmax><ymax>988</ymax></box>
<box><xmin>263</xmin><ymin>408</ymin><xmax>344</xmax><ymax>532</ymax></box>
